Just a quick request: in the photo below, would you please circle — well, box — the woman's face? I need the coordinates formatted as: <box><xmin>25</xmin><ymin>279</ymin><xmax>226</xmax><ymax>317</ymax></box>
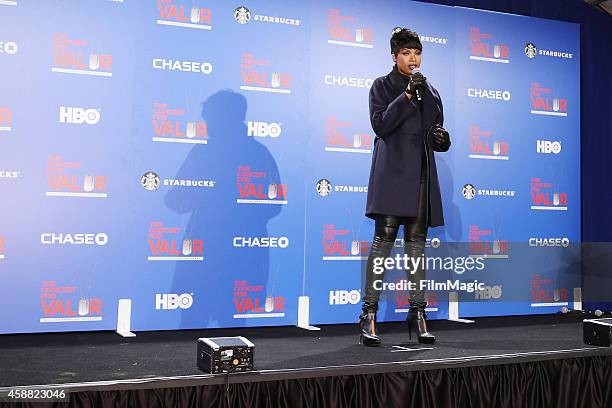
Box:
<box><xmin>393</xmin><ymin>47</ymin><xmax>422</xmax><ymax>76</ymax></box>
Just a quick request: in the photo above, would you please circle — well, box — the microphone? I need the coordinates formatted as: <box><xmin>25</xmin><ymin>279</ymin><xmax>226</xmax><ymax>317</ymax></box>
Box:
<box><xmin>411</xmin><ymin>67</ymin><xmax>423</xmax><ymax>102</ymax></box>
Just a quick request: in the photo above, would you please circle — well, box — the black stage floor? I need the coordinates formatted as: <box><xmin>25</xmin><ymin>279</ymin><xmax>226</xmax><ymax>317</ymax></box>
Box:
<box><xmin>0</xmin><ymin>314</ymin><xmax>610</xmax><ymax>393</ymax></box>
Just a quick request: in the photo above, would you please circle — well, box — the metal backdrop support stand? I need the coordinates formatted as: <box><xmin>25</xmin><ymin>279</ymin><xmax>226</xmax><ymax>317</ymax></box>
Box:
<box><xmin>447</xmin><ymin>291</ymin><xmax>475</xmax><ymax>323</ymax></box>
<box><xmin>116</xmin><ymin>299</ymin><xmax>136</xmax><ymax>337</ymax></box>
<box><xmin>296</xmin><ymin>296</ymin><xmax>321</xmax><ymax>331</ymax></box>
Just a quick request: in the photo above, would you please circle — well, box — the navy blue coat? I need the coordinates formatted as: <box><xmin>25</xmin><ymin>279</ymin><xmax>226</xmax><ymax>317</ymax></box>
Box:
<box><xmin>365</xmin><ymin>69</ymin><xmax>450</xmax><ymax>227</ymax></box>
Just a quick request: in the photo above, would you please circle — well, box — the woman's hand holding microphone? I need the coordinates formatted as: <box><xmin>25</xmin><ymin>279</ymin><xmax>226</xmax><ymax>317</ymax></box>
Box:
<box><xmin>405</xmin><ymin>71</ymin><xmax>426</xmax><ymax>100</ymax></box>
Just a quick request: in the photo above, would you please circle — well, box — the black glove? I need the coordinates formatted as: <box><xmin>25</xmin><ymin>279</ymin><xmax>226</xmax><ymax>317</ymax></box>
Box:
<box><xmin>405</xmin><ymin>72</ymin><xmax>426</xmax><ymax>96</ymax></box>
<box><xmin>431</xmin><ymin>124</ymin><xmax>451</xmax><ymax>152</ymax></box>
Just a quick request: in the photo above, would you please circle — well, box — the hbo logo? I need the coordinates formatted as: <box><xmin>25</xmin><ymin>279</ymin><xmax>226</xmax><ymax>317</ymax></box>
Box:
<box><xmin>247</xmin><ymin>121</ymin><xmax>282</xmax><ymax>138</ymax></box>
<box><xmin>329</xmin><ymin>290</ymin><xmax>361</xmax><ymax>305</ymax></box>
<box><xmin>59</xmin><ymin>106</ymin><xmax>101</xmax><ymax>125</ymax></box>
<box><xmin>155</xmin><ymin>293</ymin><xmax>193</xmax><ymax>310</ymax></box>
<box><xmin>475</xmin><ymin>285</ymin><xmax>502</xmax><ymax>300</ymax></box>
<box><xmin>536</xmin><ymin>140</ymin><xmax>562</xmax><ymax>154</ymax></box>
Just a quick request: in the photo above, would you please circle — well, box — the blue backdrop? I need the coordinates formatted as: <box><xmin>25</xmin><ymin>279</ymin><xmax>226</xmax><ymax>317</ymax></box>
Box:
<box><xmin>0</xmin><ymin>0</ymin><xmax>580</xmax><ymax>333</ymax></box>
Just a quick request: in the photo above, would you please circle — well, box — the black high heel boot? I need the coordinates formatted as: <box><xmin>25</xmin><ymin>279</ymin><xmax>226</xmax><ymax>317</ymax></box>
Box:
<box><xmin>358</xmin><ymin>311</ymin><xmax>381</xmax><ymax>346</ymax></box>
<box><xmin>406</xmin><ymin>308</ymin><xmax>436</xmax><ymax>344</ymax></box>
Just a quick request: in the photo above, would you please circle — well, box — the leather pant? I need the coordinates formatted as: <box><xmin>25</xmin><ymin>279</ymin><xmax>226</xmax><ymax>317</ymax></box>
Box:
<box><xmin>362</xmin><ymin>179</ymin><xmax>429</xmax><ymax>312</ymax></box>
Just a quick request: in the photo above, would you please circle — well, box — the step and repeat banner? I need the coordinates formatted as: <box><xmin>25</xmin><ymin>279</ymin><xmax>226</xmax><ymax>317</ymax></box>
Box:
<box><xmin>0</xmin><ymin>0</ymin><xmax>580</xmax><ymax>333</ymax></box>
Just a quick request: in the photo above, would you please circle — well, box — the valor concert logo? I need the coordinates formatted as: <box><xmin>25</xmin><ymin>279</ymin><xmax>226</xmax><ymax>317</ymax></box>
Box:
<box><xmin>395</xmin><ymin>292</ymin><xmax>439</xmax><ymax>314</ymax></box>
<box><xmin>236</xmin><ymin>165</ymin><xmax>287</xmax><ymax>205</ymax></box>
<box><xmin>468</xmin><ymin>125</ymin><xmax>509</xmax><ymax>160</ymax></box>
<box><xmin>40</xmin><ymin>280</ymin><xmax>103</xmax><ymax>322</ymax></box>
<box><xmin>469</xmin><ymin>27</ymin><xmax>509</xmax><ymax>63</ymax></box>
<box><xmin>468</xmin><ymin>225</ymin><xmax>509</xmax><ymax>259</ymax></box>
<box><xmin>233</xmin><ymin>280</ymin><xmax>285</xmax><ymax>319</ymax></box>
<box><xmin>51</xmin><ymin>32</ymin><xmax>112</xmax><ymax>77</ymax></box>
<box><xmin>46</xmin><ymin>155</ymin><xmax>108</xmax><ymax>198</ymax></box>
<box><xmin>240</xmin><ymin>53</ymin><xmax>292</xmax><ymax>94</ymax></box>
<box><xmin>156</xmin><ymin>0</ymin><xmax>212</xmax><ymax>30</ymax></box>
<box><xmin>322</xmin><ymin>224</ymin><xmax>369</xmax><ymax>261</ymax></box>
<box><xmin>530</xmin><ymin>178</ymin><xmax>568</xmax><ymax>211</ymax></box>
<box><xmin>0</xmin><ymin>107</ymin><xmax>11</xmax><ymax>132</ymax></box>
<box><xmin>153</xmin><ymin>103</ymin><xmax>208</xmax><ymax>144</ymax></box>
<box><xmin>530</xmin><ymin>83</ymin><xmax>568</xmax><ymax>117</ymax></box>
<box><xmin>530</xmin><ymin>274</ymin><xmax>569</xmax><ymax>307</ymax></box>
<box><xmin>148</xmin><ymin>221</ymin><xmax>204</xmax><ymax>261</ymax></box>
<box><xmin>324</xmin><ymin>116</ymin><xmax>373</xmax><ymax>154</ymax></box>
<box><xmin>327</xmin><ymin>9</ymin><xmax>373</xmax><ymax>48</ymax></box>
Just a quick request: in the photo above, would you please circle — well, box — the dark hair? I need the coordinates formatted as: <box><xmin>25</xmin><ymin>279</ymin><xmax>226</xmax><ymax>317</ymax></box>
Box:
<box><xmin>390</xmin><ymin>28</ymin><xmax>422</xmax><ymax>55</ymax></box>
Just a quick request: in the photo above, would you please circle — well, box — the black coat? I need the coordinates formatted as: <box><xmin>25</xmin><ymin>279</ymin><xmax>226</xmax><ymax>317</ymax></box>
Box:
<box><xmin>365</xmin><ymin>69</ymin><xmax>450</xmax><ymax>227</ymax></box>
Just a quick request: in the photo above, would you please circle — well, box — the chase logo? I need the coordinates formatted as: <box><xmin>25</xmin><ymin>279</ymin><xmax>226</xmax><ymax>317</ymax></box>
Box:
<box><xmin>156</xmin><ymin>0</ymin><xmax>212</xmax><ymax>30</ymax></box>
<box><xmin>529</xmin><ymin>237</ymin><xmax>570</xmax><ymax>247</ymax></box>
<box><xmin>467</xmin><ymin>88</ymin><xmax>511</xmax><ymax>101</ymax></box>
<box><xmin>233</xmin><ymin>236</ymin><xmax>289</xmax><ymax>248</ymax></box>
<box><xmin>0</xmin><ymin>41</ymin><xmax>18</xmax><ymax>55</ymax></box>
<box><xmin>152</xmin><ymin>58</ymin><xmax>213</xmax><ymax>74</ymax></box>
<box><xmin>324</xmin><ymin>74</ymin><xmax>373</xmax><ymax>89</ymax></box>
<box><xmin>59</xmin><ymin>107</ymin><xmax>100</xmax><ymax>125</ymax></box>
<box><xmin>41</xmin><ymin>233</ymin><xmax>108</xmax><ymax>246</ymax></box>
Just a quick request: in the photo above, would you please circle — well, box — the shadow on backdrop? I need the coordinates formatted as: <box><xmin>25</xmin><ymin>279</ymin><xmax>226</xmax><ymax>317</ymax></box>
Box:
<box><xmin>164</xmin><ymin>89</ymin><xmax>282</xmax><ymax>329</ymax></box>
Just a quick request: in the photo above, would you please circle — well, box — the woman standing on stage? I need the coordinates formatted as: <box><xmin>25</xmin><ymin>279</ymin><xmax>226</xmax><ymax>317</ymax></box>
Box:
<box><xmin>359</xmin><ymin>28</ymin><xmax>451</xmax><ymax>346</ymax></box>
